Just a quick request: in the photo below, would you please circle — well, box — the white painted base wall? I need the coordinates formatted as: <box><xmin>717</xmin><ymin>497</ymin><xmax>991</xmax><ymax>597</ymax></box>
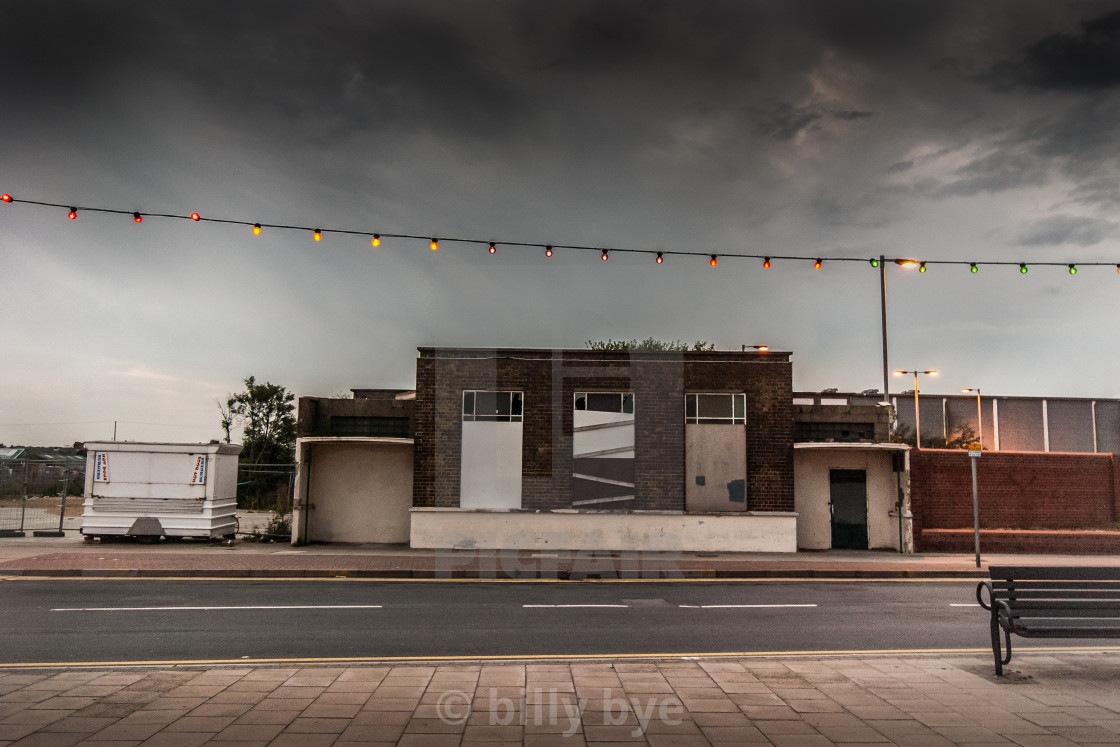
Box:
<box><xmin>410</xmin><ymin>509</ymin><xmax>797</xmax><ymax>552</ymax></box>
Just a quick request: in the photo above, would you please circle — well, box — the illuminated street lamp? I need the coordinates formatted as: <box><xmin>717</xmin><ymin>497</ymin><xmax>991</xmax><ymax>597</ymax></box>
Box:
<box><xmin>961</xmin><ymin>388</ymin><xmax>982</xmax><ymax>450</ymax></box>
<box><xmin>893</xmin><ymin>370</ymin><xmax>938</xmax><ymax>448</ymax></box>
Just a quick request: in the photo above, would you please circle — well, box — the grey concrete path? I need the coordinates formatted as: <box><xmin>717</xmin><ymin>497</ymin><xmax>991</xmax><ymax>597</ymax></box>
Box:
<box><xmin>2</xmin><ymin>652</ymin><xmax>1119</xmax><ymax>745</ymax></box>
<box><xmin>3</xmin><ymin>530</ymin><xmax>1120</xmax><ymax>579</ymax></box>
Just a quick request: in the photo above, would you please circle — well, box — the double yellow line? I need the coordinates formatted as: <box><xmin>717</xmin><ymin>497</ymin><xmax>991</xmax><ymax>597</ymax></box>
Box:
<box><xmin>3</xmin><ymin>646</ymin><xmax>1119</xmax><ymax>670</ymax></box>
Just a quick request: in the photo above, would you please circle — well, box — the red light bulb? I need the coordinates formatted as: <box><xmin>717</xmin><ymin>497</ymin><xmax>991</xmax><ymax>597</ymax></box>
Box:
<box><xmin>133</xmin><ymin>212</ymin><xmax>143</xmax><ymax>223</ymax></box>
<box><xmin>709</xmin><ymin>255</ymin><xmax>718</xmax><ymax>267</ymax></box>
<box><xmin>602</xmin><ymin>250</ymin><xmax>609</xmax><ymax>261</ymax></box>
<box><xmin>0</xmin><ymin>193</ymin><xmax>11</xmax><ymax>203</ymax></box>
<box><xmin>489</xmin><ymin>243</ymin><xmax>496</xmax><ymax>254</ymax></box>
<box><xmin>545</xmin><ymin>245</ymin><xmax>553</xmax><ymax>257</ymax></box>
<box><xmin>67</xmin><ymin>208</ymin><xmax>77</xmax><ymax>220</ymax></box>
<box><xmin>814</xmin><ymin>259</ymin><xmax>822</xmax><ymax>269</ymax></box>
<box><xmin>190</xmin><ymin>212</ymin><xmax>200</xmax><ymax>221</ymax></box>
<box><xmin>655</xmin><ymin>252</ymin><xmax>663</xmax><ymax>264</ymax></box>
<box><xmin>762</xmin><ymin>257</ymin><xmax>771</xmax><ymax>269</ymax></box>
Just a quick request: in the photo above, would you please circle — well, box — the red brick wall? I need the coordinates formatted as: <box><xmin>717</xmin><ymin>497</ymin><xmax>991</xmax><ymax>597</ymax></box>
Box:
<box><xmin>413</xmin><ymin>348</ymin><xmax>794</xmax><ymax>512</ymax></box>
<box><xmin>910</xmin><ymin>449</ymin><xmax>1120</xmax><ymax>551</ymax></box>
<box><xmin>920</xmin><ymin>529</ymin><xmax>1120</xmax><ymax>554</ymax></box>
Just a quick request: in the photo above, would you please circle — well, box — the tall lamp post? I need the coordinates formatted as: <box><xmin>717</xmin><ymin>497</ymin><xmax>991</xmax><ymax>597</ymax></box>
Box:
<box><xmin>878</xmin><ymin>257</ymin><xmax>921</xmax><ymax>402</ymax></box>
<box><xmin>893</xmin><ymin>370</ymin><xmax>938</xmax><ymax>448</ymax></box>
<box><xmin>961</xmin><ymin>388</ymin><xmax>982</xmax><ymax>450</ymax></box>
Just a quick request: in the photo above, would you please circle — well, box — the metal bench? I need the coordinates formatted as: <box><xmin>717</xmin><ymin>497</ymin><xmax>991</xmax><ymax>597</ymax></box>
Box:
<box><xmin>977</xmin><ymin>566</ymin><xmax>1120</xmax><ymax>675</ymax></box>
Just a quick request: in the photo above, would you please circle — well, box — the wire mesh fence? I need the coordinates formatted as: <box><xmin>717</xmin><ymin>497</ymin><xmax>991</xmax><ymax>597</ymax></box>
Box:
<box><xmin>0</xmin><ymin>457</ymin><xmax>85</xmax><ymax>536</ymax></box>
<box><xmin>236</xmin><ymin>463</ymin><xmax>295</xmax><ymax>540</ymax></box>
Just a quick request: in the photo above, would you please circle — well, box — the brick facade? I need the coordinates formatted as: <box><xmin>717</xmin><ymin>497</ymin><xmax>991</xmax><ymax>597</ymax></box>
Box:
<box><xmin>910</xmin><ymin>449</ymin><xmax>1120</xmax><ymax>552</ymax></box>
<box><xmin>413</xmin><ymin>348</ymin><xmax>794</xmax><ymax>512</ymax></box>
<box><xmin>297</xmin><ymin>391</ymin><xmax>416</xmax><ymax>439</ymax></box>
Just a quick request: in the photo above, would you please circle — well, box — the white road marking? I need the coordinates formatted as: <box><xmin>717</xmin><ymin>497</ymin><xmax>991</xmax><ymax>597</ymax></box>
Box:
<box><xmin>51</xmin><ymin>605</ymin><xmax>383</xmax><ymax>612</ymax></box>
<box><xmin>950</xmin><ymin>603</ymin><xmax>979</xmax><ymax>607</ymax></box>
<box><xmin>522</xmin><ymin>604</ymin><xmax>628</xmax><ymax>608</ymax></box>
<box><xmin>682</xmin><ymin>604</ymin><xmax>818</xmax><ymax>609</ymax></box>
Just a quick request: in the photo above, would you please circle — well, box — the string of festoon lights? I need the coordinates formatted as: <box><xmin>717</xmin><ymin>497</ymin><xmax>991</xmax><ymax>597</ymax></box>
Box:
<box><xmin>4</xmin><ymin>191</ymin><xmax>1120</xmax><ymax>275</ymax></box>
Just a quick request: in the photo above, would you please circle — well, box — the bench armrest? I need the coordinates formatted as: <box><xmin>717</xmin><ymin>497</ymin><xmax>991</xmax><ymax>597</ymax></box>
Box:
<box><xmin>977</xmin><ymin>581</ymin><xmax>994</xmax><ymax>610</ymax></box>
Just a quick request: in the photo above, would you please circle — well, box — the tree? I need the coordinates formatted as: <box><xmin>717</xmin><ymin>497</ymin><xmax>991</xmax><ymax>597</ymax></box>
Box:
<box><xmin>891</xmin><ymin>421</ymin><xmax>979</xmax><ymax>449</ymax></box>
<box><xmin>587</xmin><ymin>338</ymin><xmax>716</xmax><ymax>351</ymax></box>
<box><xmin>222</xmin><ymin>376</ymin><xmax>297</xmax><ymax>465</ymax></box>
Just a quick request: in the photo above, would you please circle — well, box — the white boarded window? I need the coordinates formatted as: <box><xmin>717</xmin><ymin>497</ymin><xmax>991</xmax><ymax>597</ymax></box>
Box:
<box><xmin>461</xmin><ymin>390</ymin><xmax>524</xmax><ymax>509</ymax></box>
<box><xmin>686</xmin><ymin>393</ymin><xmax>746</xmax><ymax>425</ymax></box>
<box><xmin>572</xmin><ymin>392</ymin><xmax>635</xmax><ymax>509</ymax></box>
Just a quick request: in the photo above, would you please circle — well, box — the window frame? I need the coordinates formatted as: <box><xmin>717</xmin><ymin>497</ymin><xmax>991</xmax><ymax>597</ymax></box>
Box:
<box><xmin>462</xmin><ymin>390</ymin><xmax>524</xmax><ymax>422</ymax></box>
<box><xmin>685</xmin><ymin>392</ymin><xmax>746</xmax><ymax>425</ymax></box>
<box><xmin>573</xmin><ymin>391</ymin><xmax>634</xmax><ymax>414</ymax></box>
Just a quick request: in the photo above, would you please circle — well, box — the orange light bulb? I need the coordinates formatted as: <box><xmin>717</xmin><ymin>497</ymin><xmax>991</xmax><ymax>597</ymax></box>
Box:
<box><xmin>430</xmin><ymin>238</ymin><xmax>439</xmax><ymax>251</ymax></box>
<box><xmin>252</xmin><ymin>223</ymin><xmax>261</xmax><ymax>235</ymax></box>
<box><xmin>371</xmin><ymin>234</ymin><xmax>380</xmax><ymax>247</ymax></box>
<box><xmin>313</xmin><ymin>229</ymin><xmax>322</xmax><ymax>241</ymax></box>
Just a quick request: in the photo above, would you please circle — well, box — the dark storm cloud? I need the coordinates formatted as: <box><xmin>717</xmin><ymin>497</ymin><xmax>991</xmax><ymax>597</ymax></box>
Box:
<box><xmin>1017</xmin><ymin>214</ymin><xmax>1118</xmax><ymax>246</ymax></box>
<box><xmin>937</xmin><ymin>150</ymin><xmax>1050</xmax><ymax>197</ymax></box>
<box><xmin>985</xmin><ymin>11</ymin><xmax>1120</xmax><ymax>90</ymax></box>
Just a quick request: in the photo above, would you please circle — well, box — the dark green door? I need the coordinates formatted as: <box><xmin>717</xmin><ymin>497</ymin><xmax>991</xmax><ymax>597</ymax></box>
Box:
<box><xmin>830</xmin><ymin>469</ymin><xmax>868</xmax><ymax>550</ymax></box>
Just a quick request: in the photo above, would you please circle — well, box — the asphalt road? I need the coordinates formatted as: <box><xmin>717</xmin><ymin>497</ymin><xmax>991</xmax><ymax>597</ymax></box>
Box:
<box><xmin>0</xmin><ymin>578</ymin><xmax>1029</xmax><ymax>664</ymax></box>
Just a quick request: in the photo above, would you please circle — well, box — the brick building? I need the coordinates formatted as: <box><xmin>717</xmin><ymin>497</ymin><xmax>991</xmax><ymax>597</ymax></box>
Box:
<box><xmin>409</xmin><ymin>347</ymin><xmax>798</xmax><ymax>551</ymax></box>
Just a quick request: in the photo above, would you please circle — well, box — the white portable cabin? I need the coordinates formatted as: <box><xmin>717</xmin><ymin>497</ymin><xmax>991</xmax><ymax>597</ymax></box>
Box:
<box><xmin>81</xmin><ymin>441</ymin><xmax>242</xmax><ymax>539</ymax></box>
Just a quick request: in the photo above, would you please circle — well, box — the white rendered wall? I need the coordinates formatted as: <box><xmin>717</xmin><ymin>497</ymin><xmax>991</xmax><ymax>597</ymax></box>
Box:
<box><xmin>305</xmin><ymin>442</ymin><xmax>413</xmax><ymax>544</ymax></box>
<box><xmin>460</xmin><ymin>421</ymin><xmax>523</xmax><ymax>509</ymax></box>
<box><xmin>793</xmin><ymin>448</ymin><xmax>902</xmax><ymax>551</ymax></box>
<box><xmin>410</xmin><ymin>509</ymin><xmax>797</xmax><ymax>552</ymax></box>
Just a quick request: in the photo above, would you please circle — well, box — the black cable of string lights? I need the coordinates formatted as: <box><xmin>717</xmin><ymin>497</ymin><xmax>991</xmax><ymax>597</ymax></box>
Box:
<box><xmin>3</xmin><ymin>191</ymin><xmax>1118</xmax><ymax>275</ymax></box>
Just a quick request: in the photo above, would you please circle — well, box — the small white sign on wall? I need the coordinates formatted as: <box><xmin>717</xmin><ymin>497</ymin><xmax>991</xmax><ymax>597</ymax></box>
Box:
<box><xmin>190</xmin><ymin>455</ymin><xmax>208</xmax><ymax>485</ymax></box>
<box><xmin>94</xmin><ymin>452</ymin><xmax>110</xmax><ymax>482</ymax></box>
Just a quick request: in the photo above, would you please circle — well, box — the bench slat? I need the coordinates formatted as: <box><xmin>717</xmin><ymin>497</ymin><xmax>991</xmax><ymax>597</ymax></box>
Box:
<box><xmin>992</xmin><ymin>580</ymin><xmax>1120</xmax><ymax>589</ymax></box>
<box><xmin>990</xmin><ymin>566</ymin><xmax>1120</xmax><ymax>581</ymax></box>
<box><xmin>990</xmin><ymin>589</ymin><xmax>1120</xmax><ymax>601</ymax></box>
<box><xmin>1010</xmin><ymin>625</ymin><xmax>1120</xmax><ymax>637</ymax></box>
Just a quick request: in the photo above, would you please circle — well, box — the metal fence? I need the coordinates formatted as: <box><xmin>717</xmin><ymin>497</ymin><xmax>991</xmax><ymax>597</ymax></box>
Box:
<box><xmin>237</xmin><ymin>463</ymin><xmax>295</xmax><ymax>512</ymax></box>
<box><xmin>0</xmin><ymin>458</ymin><xmax>84</xmax><ymax>536</ymax></box>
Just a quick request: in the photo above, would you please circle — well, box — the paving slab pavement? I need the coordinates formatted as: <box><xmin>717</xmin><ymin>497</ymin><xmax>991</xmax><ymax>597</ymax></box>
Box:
<box><xmin>1</xmin><ymin>652</ymin><xmax>1119</xmax><ymax>745</ymax></box>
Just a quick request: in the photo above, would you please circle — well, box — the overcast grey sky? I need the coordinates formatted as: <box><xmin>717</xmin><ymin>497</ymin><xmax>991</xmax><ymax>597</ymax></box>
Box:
<box><xmin>4</xmin><ymin>1</ymin><xmax>1120</xmax><ymax>446</ymax></box>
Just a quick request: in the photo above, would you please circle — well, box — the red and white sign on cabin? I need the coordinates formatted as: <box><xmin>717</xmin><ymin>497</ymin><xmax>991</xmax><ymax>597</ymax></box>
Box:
<box><xmin>94</xmin><ymin>452</ymin><xmax>110</xmax><ymax>482</ymax></box>
<box><xmin>190</xmin><ymin>455</ymin><xmax>208</xmax><ymax>485</ymax></box>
